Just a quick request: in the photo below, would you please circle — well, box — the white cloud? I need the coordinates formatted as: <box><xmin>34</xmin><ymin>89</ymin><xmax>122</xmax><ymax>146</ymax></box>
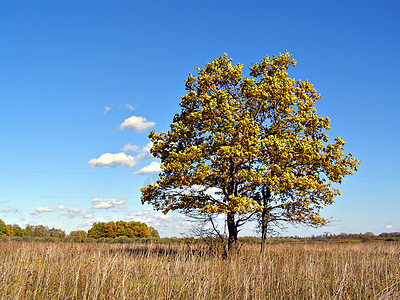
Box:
<box><xmin>89</xmin><ymin>141</ymin><xmax>155</xmax><ymax>169</ymax></box>
<box><xmin>132</xmin><ymin>162</ymin><xmax>162</xmax><ymax>176</ymax></box>
<box><xmin>104</xmin><ymin>106</ymin><xmax>112</xmax><ymax>114</ymax></box>
<box><xmin>141</xmin><ymin>141</ymin><xmax>153</xmax><ymax>153</ymax></box>
<box><xmin>385</xmin><ymin>224</ymin><xmax>393</xmax><ymax>230</ymax></box>
<box><xmin>29</xmin><ymin>207</ymin><xmax>55</xmax><ymax>215</ymax></box>
<box><xmin>88</xmin><ymin>152</ymin><xmax>138</xmax><ymax>168</ymax></box>
<box><xmin>93</xmin><ymin>202</ymin><xmax>112</xmax><ymax>209</ymax></box>
<box><xmin>127</xmin><ymin>210</ymin><xmax>169</xmax><ymax>225</ymax></box>
<box><xmin>0</xmin><ymin>208</ymin><xmax>18</xmax><ymax>213</ymax></box>
<box><xmin>125</xmin><ymin>104</ymin><xmax>135</xmax><ymax>110</ymax></box>
<box><xmin>57</xmin><ymin>204</ymin><xmax>67</xmax><ymax>210</ymax></box>
<box><xmin>205</xmin><ymin>187</ymin><xmax>223</xmax><ymax>197</ymax></box>
<box><xmin>138</xmin><ymin>142</ymin><xmax>153</xmax><ymax>158</ymax></box>
<box><xmin>37</xmin><ymin>207</ymin><xmax>54</xmax><ymax>212</ymax></box>
<box><xmin>133</xmin><ymin>142</ymin><xmax>154</xmax><ymax>161</ymax></box>
<box><xmin>122</xmin><ymin>144</ymin><xmax>139</xmax><ymax>152</ymax></box>
<box><xmin>167</xmin><ymin>185</ymin><xmax>223</xmax><ymax>203</ymax></box>
<box><xmin>67</xmin><ymin>208</ymin><xmax>92</xmax><ymax>219</ymax></box>
<box><xmin>112</xmin><ymin>206</ymin><xmax>126</xmax><ymax>212</ymax></box>
<box><xmin>119</xmin><ymin>115</ymin><xmax>155</xmax><ymax>133</ymax></box>
<box><xmin>126</xmin><ymin>209</ymin><xmax>192</xmax><ymax>237</ymax></box>
<box><xmin>92</xmin><ymin>197</ymin><xmax>127</xmax><ymax>210</ymax></box>
<box><xmin>81</xmin><ymin>217</ymin><xmax>107</xmax><ymax>228</ymax></box>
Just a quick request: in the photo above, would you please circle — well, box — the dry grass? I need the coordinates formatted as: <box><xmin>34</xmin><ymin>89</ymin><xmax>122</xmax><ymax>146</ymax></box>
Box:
<box><xmin>0</xmin><ymin>241</ymin><xmax>399</xmax><ymax>299</ymax></box>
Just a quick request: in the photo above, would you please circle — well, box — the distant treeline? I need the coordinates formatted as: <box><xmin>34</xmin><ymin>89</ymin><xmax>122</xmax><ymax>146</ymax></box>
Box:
<box><xmin>238</xmin><ymin>232</ymin><xmax>400</xmax><ymax>243</ymax></box>
<box><xmin>308</xmin><ymin>232</ymin><xmax>400</xmax><ymax>242</ymax></box>
<box><xmin>1</xmin><ymin>218</ymin><xmax>399</xmax><ymax>243</ymax></box>
<box><xmin>0</xmin><ymin>219</ymin><xmax>159</xmax><ymax>241</ymax></box>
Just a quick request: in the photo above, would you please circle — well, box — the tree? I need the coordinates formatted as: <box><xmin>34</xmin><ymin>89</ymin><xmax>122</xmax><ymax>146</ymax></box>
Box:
<box><xmin>149</xmin><ymin>226</ymin><xmax>160</xmax><ymax>238</ymax></box>
<box><xmin>48</xmin><ymin>227</ymin><xmax>66</xmax><ymax>238</ymax></box>
<box><xmin>3</xmin><ymin>225</ymin><xmax>13</xmax><ymax>236</ymax></box>
<box><xmin>129</xmin><ymin>221</ymin><xmax>151</xmax><ymax>238</ymax></box>
<box><xmin>11</xmin><ymin>224</ymin><xmax>24</xmax><ymax>237</ymax></box>
<box><xmin>87</xmin><ymin>220</ymin><xmax>158</xmax><ymax>239</ymax></box>
<box><xmin>141</xmin><ymin>52</ymin><xmax>359</xmax><ymax>252</ymax></box>
<box><xmin>88</xmin><ymin>222</ymin><xmax>108</xmax><ymax>238</ymax></box>
<box><xmin>104</xmin><ymin>221</ymin><xmax>117</xmax><ymax>238</ymax></box>
<box><xmin>241</xmin><ymin>53</ymin><xmax>360</xmax><ymax>251</ymax></box>
<box><xmin>32</xmin><ymin>225</ymin><xmax>49</xmax><ymax>237</ymax></box>
<box><xmin>116</xmin><ymin>220</ymin><xmax>134</xmax><ymax>238</ymax></box>
<box><xmin>0</xmin><ymin>219</ymin><xmax>5</xmax><ymax>235</ymax></box>
<box><xmin>23</xmin><ymin>225</ymin><xmax>34</xmax><ymax>237</ymax></box>
<box><xmin>70</xmin><ymin>230</ymin><xmax>87</xmax><ymax>242</ymax></box>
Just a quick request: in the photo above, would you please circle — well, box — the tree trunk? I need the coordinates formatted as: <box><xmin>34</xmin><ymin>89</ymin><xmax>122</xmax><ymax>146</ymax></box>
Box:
<box><xmin>260</xmin><ymin>205</ymin><xmax>269</xmax><ymax>254</ymax></box>
<box><xmin>227</xmin><ymin>211</ymin><xmax>238</xmax><ymax>253</ymax></box>
<box><xmin>260</xmin><ymin>186</ymin><xmax>271</xmax><ymax>254</ymax></box>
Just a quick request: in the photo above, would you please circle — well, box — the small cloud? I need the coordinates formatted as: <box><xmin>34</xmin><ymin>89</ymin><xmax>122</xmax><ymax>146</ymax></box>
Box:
<box><xmin>136</xmin><ymin>142</ymin><xmax>154</xmax><ymax>160</ymax></box>
<box><xmin>132</xmin><ymin>162</ymin><xmax>161</xmax><ymax>176</ymax></box>
<box><xmin>92</xmin><ymin>197</ymin><xmax>127</xmax><ymax>210</ymax></box>
<box><xmin>92</xmin><ymin>201</ymin><xmax>112</xmax><ymax>209</ymax></box>
<box><xmin>88</xmin><ymin>152</ymin><xmax>138</xmax><ymax>168</ymax></box>
<box><xmin>67</xmin><ymin>208</ymin><xmax>92</xmax><ymax>219</ymax></box>
<box><xmin>126</xmin><ymin>209</ymin><xmax>191</xmax><ymax>237</ymax></box>
<box><xmin>0</xmin><ymin>208</ymin><xmax>18</xmax><ymax>213</ymax></box>
<box><xmin>122</xmin><ymin>144</ymin><xmax>139</xmax><ymax>153</ymax></box>
<box><xmin>385</xmin><ymin>224</ymin><xmax>393</xmax><ymax>230</ymax></box>
<box><xmin>112</xmin><ymin>206</ymin><xmax>126</xmax><ymax>212</ymax></box>
<box><xmin>89</xmin><ymin>143</ymin><xmax>155</xmax><ymax>169</ymax></box>
<box><xmin>125</xmin><ymin>104</ymin><xmax>135</xmax><ymax>111</ymax></box>
<box><xmin>81</xmin><ymin>217</ymin><xmax>107</xmax><ymax>228</ymax></box>
<box><xmin>57</xmin><ymin>204</ymin><xmax>68</xmax><ymax>210</ymax></box>
<box><xmin>119</xmin><ymin>115</ymin><xmax>155</xmax><ymax>133</ymax></box>
<box><xmin>104</xmin><ymin>106</ymin><xmax>112</xmax><ymax>114</ymax></box>
<box><xmin>37</xmin><ymin>207</ymin><xmax>54</xmax><ymax>213</ymax></box>
<box><xmin>205</xmin><ymin>187</ymin><xmax>223</xmax><ymax>197</ymax></box>
<box><xmin>126</xmin><ymin>210</ymin><xmax>168</xmax><ymax>224</ymax></box>
<box><xmin>29</xmin><ymin>207</ymin><xmax>55</xmax><ymax>215</ymax></box>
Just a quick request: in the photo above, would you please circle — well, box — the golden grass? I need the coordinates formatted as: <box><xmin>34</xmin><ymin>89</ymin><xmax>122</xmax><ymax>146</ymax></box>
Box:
<box><xmin>0</xmin><ymin>241</ymin><xmax>399</xmax><ymax>299</ymax></box>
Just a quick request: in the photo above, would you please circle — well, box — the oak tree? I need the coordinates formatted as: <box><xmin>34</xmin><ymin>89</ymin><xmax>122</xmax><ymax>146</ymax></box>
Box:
<box><xmin>141</xmin><ymin>52</ymin><xmax>360</xmax><ymax>252</ymax></box>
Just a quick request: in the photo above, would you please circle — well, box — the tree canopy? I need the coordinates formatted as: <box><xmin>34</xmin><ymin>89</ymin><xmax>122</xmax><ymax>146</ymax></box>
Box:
<box><xmin>87</xmin><ymin>220</ymin><xmax>159</xmax><ymax>239</ymax></box>
<box><xmin>141</xmin><ymin>52</ymin><xmax>360</xmax><ymax>251</ymax></box>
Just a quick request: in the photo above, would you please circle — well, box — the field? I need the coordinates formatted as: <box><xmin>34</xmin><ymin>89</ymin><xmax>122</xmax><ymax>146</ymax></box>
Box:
<box><xmin>0</xmin><ymin>241</ymin><xmax>399</xmax><ymax>299</ymax></box>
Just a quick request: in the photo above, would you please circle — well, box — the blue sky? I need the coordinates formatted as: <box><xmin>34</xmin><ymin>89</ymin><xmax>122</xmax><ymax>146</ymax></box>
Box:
<box><xmin>1</xmin><ymin>0</ymin><xmax>399</xmax><ymax>237</ymax></box>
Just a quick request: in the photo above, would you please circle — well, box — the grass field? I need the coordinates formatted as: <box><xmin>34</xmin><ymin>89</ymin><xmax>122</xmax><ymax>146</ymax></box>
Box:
<box><xmin>0</xmin><ymin>241</ymin><xmax>399</xmax><ymax>299</ymax></box>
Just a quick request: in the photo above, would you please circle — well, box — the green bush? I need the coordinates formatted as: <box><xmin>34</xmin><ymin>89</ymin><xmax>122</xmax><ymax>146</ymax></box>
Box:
<box><xmin>114</xmin><ymin>236</ymin><xmax>133</xmax><ymax>244</ymax></box>
<box><xmin>97</xmin><ymin>237</ymin><xmax>113</xmax><ymax>244</ymax></box>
